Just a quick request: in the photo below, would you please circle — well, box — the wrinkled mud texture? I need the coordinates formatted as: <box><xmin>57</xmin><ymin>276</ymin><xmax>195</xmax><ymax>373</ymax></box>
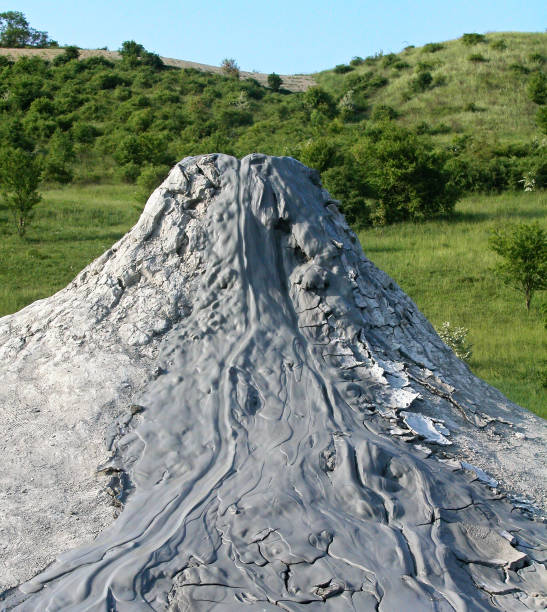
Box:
<box><xmin>1</xmin><ymin>154</ymin><xmax>546</xmax><ymax>611</ymax></box>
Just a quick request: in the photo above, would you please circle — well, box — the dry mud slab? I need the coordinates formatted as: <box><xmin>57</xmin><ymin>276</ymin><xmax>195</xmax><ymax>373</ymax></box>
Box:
<box><xmin>0</xmin><ymin>154</ymin><xmax>546</xmax><ymax>611</ymax></box>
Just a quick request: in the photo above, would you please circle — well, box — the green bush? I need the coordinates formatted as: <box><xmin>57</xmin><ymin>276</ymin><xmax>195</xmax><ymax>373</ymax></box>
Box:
<box><xmin>490</xmin><ymin>39</ymin><xmax>507</xmax><ymax>51</ymax></box>
<box><xmin>489</xmin><ymin>222</ymin><xmax>547</xmax><ymax>311</ymax></box>
<box><xmin>352</xmin><ymin>123</ymin><xmax>458</xmax><ymax>224</ymax></box>
<box><xmin>267</xmin><ymin>72</ymin><xmax>282</xmax><ymax>91</ymax></box>
<box><xmin>527</xmin><ymin>71</ymin><xmax>547</xmax><ymax>105</ymax></box>
<box><xmin>136</xmin><ymin>164</ymin><xmax>170</xmax><ymax>202</ymax></box>
<box><xmin>298</xmin><ymin>138</ymin><xmax>338</xmax><ymax>172</ymax></box>
<box><xmin>334</xmin><ymin>64</ymin><xmax>353</xmax><ymax>74</ymax></box>
<box><xmin>528</xmin><ymin>53</ymin><xmax>545</xmax><ymax>65</ymax></box>
<box><xmin>423</xmin><ymin>42</ymin><xmax>444</xmax><ymax>53</ymax></box>
<box><xmin>461</xmin><ymin>33</ymin><xmax>487</xmax><ymax>46</ymax></box>
<box><xmin>0</xmin><ymin>146</ymin><xmax>42</xmax><ymax>235</ymax></box>
<box><xmin>321</xmin><ymin>157</ymin><xmax>371</xmax><ymax>226</ymax></box>
<box><xmin>42</xmin><ymin>128</ymin><xmax>75</xmax><ymax>184</ymax></box>
<box><xmin>537</xmin><ymin>106</ymin><xmax>547</xmax><ymax>134</ymax></box>
<box><xmin>221</xmin><ymin>58</ymin><xmax>240</xmax><ymax>79</ymax></box>
<box><xmin>509</xmin><ymin>63</ymin><xmax>530</xmax><ymax>75</ymax></box>
<box><xmin>468</xmin><ymin>53</ymin><xmax>488</xmax><ymax>63</ymax></box>
<box><xmin>410</xmin><ymin>70</ymin><xmax>433</xmax><ymax>92</ymax></box>
<box><xmin>371</xmin><ymin>104</ymin><xmax>398</xmax><ymax>121</ymax></box>
<box><xmin>303</xmin><ymin>86</ymin><xmax>337</xmax><ymax>117</ymax></box>
<box><xmin>437</xmin><ymin>321</ymin><xmax>473</xmax><ymax>362</ymax></box>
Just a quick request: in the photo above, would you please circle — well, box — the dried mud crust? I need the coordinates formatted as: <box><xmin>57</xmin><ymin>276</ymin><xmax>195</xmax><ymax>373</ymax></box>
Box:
<box><xmin>0</xmin><ymin>154</ymin><xmax>545</xmax><ymax>611</ymax></box>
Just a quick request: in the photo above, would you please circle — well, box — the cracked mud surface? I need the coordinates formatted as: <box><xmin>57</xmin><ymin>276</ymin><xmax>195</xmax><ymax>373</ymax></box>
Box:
<box><xmin>0</xmin><ymin>154</ymin><xmax>545</xmax><ymax>610</ymax></box>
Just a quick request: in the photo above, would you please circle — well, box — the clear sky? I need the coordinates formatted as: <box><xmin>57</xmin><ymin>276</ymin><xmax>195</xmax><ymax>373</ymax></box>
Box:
<box><xmin>7</xmin><ymin>1</ymin><xmax>547</xmax><ymax>74</ymax></box>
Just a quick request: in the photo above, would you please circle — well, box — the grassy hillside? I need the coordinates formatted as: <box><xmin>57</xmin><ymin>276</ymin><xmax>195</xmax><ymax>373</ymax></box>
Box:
<box><xmin>316</xmin><ymin>32</ymin><xmax>545</xmax><ymax>145</ymax></box>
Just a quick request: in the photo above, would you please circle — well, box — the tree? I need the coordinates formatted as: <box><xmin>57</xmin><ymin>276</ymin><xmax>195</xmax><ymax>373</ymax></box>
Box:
<box><xmin>489</xmin><ymin>223</ymin><xmax>547</xmax><ymax>311</ymax></box>
<box><xmin>352</xmin><ymin>122</ymin><xmax>458</xmax><ymax>224</ymax></box>
<box><xmin>0</xmin><ymin>147</ymin><xmax>42</xmax><ymax>236</ymax></box>
<box><xmin>221</xmin><ymin>58</ymin><xmax>240</xmax><ymax>79</ymax></box>
<box><xmin>43</xmin><ymin>128</ymin><xmax>75</xmax><ymax>183</ymax></box>
<box><xmin>119</xmin><ymin>41</ymin><xmax>163</xmax><ymax>70</ymax></box>
<box><xmin>267</xmin><ymin>72</ymin><xmax>282</xmax><ymax>91</ymax></box>
<box><xmin>0</xmin><ymin>11</ymin><xmax>57</xmax><ymax>48</ymax></box>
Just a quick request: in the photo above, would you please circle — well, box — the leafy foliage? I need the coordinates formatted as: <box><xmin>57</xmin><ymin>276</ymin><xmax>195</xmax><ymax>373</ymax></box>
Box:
<box><xmin>461</xmin><ymin>33</ymin><xmax>487</xmax><ymax>46</ymax></box>
<box><xmin>0</xmin><ymin>11</ymin><xmax>57</xmax><ymax>48</ymax></box>
<box><xmin>527</xmin><ymin>71</ymin><xmax>547</xmax><ymax>105</ymax></box>
<box><xmin>267</xmin><ymin>72</ymin><xmax>282</xmax><ymax>91</ymax></box>
<box><xmin>489</xmin><ymin>223</ymin><xmax>547</xmax><ymax>311</ymax></box>
<box><xmin>438</xmin><ymin>322</ymin><xmax>473</xmax><ymax>362</ymax></box>
<box><xmin>0</xmin><ymin>147</ymin><xmax>42</xmax><ymax>235</ymax></box>
<box><xmin>221</xmin><ymin>58</ymin><xmax>240</xmax><ymax>79</ymax></box>
<box><xmin>351</xmin><ymin>123</ymin><xmax>458</xmax><ymax>224</ymax></box>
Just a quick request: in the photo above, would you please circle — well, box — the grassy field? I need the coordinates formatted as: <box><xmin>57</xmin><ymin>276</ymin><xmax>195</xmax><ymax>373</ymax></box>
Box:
<box><xmin>0</xmin><ymin>185</ymin><xmax>545</xmax><ymax>417</ymax></box>
<box><xmin>0</xmin><ymin>184</ymin><xmax>141</xmax><ymax>315</ymax></box>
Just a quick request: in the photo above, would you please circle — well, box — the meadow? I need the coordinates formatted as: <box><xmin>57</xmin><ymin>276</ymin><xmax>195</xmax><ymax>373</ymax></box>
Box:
<box><xmin>1</xmin><ymin>185</ymin><xmax>545</xmax><ymax>417</ymax></box>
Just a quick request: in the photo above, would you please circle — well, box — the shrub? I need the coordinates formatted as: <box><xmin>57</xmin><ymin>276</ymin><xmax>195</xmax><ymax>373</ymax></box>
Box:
<box><xmin>392</xmin><ymin>60</ymin><xmax>410</xmax><ymax>71</ymax></box>
<box><xmin>350</xmin><ymin>57</ymin><xmax>364</xmax><ymax>66</ymax></box>
<box><xmin>72</xmin><ymin>121</ymin><xmax>99</xmax><ymax>143</ymax></box>
<box><xmin>371</xmin><ymin>104</ymin><xmax>398</xmax><ymax>121</ymax></box>
<box><xmin>468</xmin><ymin>53</ymin><xmax>488</xmax><ymax>63</ymax></box>
<box><xmin>528</xmin><ymin>53</ymin><xmax>545</xmax><ymax>65</ymax></box>
<box><xmin>490</xmin><ymin>39</ymin><xmax>507</xmax><ymax>51</ymax></box>
<box><xmin>42</xmin><ymin>128</ymin><xmax>75</xmax><ymax>184</ymax></box>
<box><xmin>221</xmin><ymin>58</ymin><xmax>240</xmax><ymax>79</ymax></box>
<box><xmin>382</xmin><ymin>53</ymin><xmax>398</xmax><ymax>68</ymax></box>
<box><xmin>489</xmin><ymin>223</ymin><xmax>547</xmax><ymax>311</ymax></box>
<box><xmin>461</xmin><ymin>33</ymin><xmax>487</xmax><ymax>46</ymax></box>
<box><xmin>334</xmin><ymin>64</ymin><xmax>353</xmax><ymax>74</ymax></box>
<box><xmin>423</xmin><ymin>42</ymin><xmax>444</xmax><ymax>53</ymax></box>
<box><xmin>303</xmin><ymin>86</ymin><xmax>337</xmax><ymax>117</ymax></box>
<box><xmin>0</xmin><ymin>147</ymin><xmax>42</xmax><ymax>235</ymax></box>
<box><xmin>136</xmin><ymin>164</ymin><xmax>170</xmax><ymax>202</ymax></box>
<box><xmin>298</xmin><ymin>138</ymin><xmax>338</xmax><ymax>173</ymax></box>
<box><xmin>321</xmin><ymin>157</ymin><xmax>371</xmax><ymax>226</ymax></box>
<box><xmin>509</xmin><ymin>63</ymin><xmax>530</xmax><ymax>75</ymax></box>
<box><xmin>337</xmin><ymin>90</ymin><xmax>357</xmax><ymax>120</ymax></box>
<box><xmin>527</xmin><ymin>71</ymin><xmax>547</xmax><ymax>105</ymax></box>
<box><xmin>53</xmin><ymin>45</ymin><xmax>80</xmax><ymax>66</ymax></box>
<box><xmin>352</xmin><ymin>123</ymin><xmax>459</xmax><ymax>224</ymax></box>
<box><xmin>537</xmin><ymin>106</ymin><xmax>547</xmax><ymax>134</ymax></box>
<box><xmin>410</xmin><ymin>70</ymin><xmax>433</xmax><ymax>92</ymax></box>
<box><xmin>267</xmin><ymin>72</ymin><xmax>282</xmax><ymax>91</ymax></box>
<box><xmin>438</xmin><ymin>322</ymin><xmax>472</xmax><ymax>362</ymax></box>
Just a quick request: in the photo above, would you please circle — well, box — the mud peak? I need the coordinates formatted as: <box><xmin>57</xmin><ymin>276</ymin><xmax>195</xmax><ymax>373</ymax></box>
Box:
<box><xmin>1</xmin><ymin>154</ymin><xmax>545</xmax><ymax>610</ymax></box>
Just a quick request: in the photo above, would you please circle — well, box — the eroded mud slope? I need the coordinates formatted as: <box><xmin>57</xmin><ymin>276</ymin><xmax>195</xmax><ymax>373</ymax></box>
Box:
<box><xmin>1</xmin><ymin>154</ymin><xmax>545</xmax><ymax>611</ymax></box>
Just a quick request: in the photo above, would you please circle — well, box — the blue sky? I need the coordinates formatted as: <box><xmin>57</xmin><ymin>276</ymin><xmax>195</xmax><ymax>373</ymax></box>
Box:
<box><xmin>8</xmin><ymin>1</ymin><xmax>547</xmax><ymax>74</ymax></box>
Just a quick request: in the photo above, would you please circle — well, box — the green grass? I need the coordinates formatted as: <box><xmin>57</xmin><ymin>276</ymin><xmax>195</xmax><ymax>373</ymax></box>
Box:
<box><xmin>358</xmin><ymin>190</ymin><xmax>546</xmax><ymax>418</ymax></box>
<box><xmin>0</xmin><ymin>185</ymin><xmax>545</xmax><ymax>418</ymax></box>
<box><xmin>316</xmin><ymin>32</ymin><xmax>546</xmax><ymax>146</ymax></box>
<box><xmin>0</xmin><ymin>184</ymin><xmax>141</xmax><ymax>315</ymax></box>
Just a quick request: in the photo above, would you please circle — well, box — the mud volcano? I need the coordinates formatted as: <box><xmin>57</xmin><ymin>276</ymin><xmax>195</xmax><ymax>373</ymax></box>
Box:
<box><xmin>0</xmin><ymin>154</ymin><xmax>546</xmax><ymax>610</ymax></box>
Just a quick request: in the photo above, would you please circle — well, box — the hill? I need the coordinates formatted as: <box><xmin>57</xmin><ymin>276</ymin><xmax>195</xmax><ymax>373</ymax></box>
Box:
<box><xmin>317</xmin><ymin>31</ymin><xmax>546</xmax><ymax>146</ymax></box>
<box><xmin>0</xmin><ymin>46</ymin><xmax>315</xmax><ymax>92</ymax></box>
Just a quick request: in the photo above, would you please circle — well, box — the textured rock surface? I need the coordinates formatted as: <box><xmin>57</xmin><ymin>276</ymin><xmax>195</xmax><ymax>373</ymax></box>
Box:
<box><xmin>0</xmin><ymin>154</ymin><xmax>545</xmax><ymax>610</ymax></box>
